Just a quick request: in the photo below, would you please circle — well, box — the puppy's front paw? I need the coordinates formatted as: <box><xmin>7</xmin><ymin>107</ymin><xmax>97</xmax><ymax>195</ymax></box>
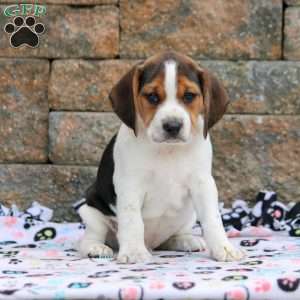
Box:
<box><xmin>209</xmin><ymin>241</ymin><xmax>246</xmax><ymax>262</ymax></box>
<box><xmin>79</xmin><ymin>240</ymin><xmax>113</xmax><ymax>258</ymax></box>
<box><xmin>117</xmin><ymin>246</ymin><xmax>152</xmax><ymax>264</ymax></box>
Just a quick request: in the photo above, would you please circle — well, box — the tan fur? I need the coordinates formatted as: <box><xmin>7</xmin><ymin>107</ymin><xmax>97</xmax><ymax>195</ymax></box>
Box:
<box><xmin>134</xmin><ymin>72</ymin><xmax>166</xmax><ymax>128</ymax></box>
<box><xmin>133</xmin><ymin>53</ymin><xmax>206</xmax><ymax>131</ymax></box>
<box><xmin>177</xmin><ymin>75</ymin><xmax>204</xmax><ymax>130</ymax></box>
<box><xmin>110</xmin><ymin>51</ymin><xmax>228</xmax><ymax>138</ymax></box>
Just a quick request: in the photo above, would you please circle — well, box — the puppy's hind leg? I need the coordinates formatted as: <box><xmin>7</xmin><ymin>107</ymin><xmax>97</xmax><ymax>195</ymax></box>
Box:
<box><xmin>158</xmin><ymin>213</ymin><xmax>206</xmax><ymax>252</ymax></box>
<box><xmin>78</xmin><ymin>204</ymin><xmax>113</xmax><ymax>258</ymax></box>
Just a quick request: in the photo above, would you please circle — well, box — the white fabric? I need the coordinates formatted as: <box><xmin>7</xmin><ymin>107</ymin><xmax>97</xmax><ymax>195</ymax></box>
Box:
<box><xmin>0</xmin><ymin>202</ymin><xmax>300</xmax><ymax>299</ymax></box>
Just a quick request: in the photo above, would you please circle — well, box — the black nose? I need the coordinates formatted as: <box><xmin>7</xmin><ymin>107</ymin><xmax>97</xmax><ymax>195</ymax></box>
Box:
<box><xmin>162</xmin><ymin>119</ymin><xmax>183</xmax><ymax>136</ymax></box>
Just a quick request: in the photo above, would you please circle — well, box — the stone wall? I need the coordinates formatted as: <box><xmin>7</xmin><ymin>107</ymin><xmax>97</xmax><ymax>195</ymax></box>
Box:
<box><xmin>0</xmin><ymin>0</ymin><xmax>299</xmax><ymax>221</ymax></box>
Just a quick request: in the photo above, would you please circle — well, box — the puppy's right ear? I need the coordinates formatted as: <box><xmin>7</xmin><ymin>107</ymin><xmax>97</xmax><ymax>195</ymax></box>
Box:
<box><xmin>109</xmin><ymin>63</ymin><xmax>142</xmax><ymax>135</ymax></box>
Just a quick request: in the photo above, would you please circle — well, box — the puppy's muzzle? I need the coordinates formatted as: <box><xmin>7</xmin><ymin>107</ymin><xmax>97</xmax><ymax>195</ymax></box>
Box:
<box><xmin>162</xmin><ymin>118</ymin><xmax>183</xmax><ymax>139</ymax></box>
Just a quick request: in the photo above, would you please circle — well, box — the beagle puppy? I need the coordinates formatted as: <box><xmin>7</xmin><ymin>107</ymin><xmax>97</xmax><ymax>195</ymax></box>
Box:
<box><xmin>77</xmin><ymin>51</ymin><xmax>245</xmax><ymax>263</ymax></box>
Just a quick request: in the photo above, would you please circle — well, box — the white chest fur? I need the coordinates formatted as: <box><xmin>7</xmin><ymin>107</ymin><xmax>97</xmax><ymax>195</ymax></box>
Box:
<box><xmin>113</xmin><ymin>125</ymin><xmax>212</xmax><ymax>248</ymax></box>
<box><xmin>141</xmin><ymin>155</ymin><xmax>192</xmax><ymax>219</ymax></box>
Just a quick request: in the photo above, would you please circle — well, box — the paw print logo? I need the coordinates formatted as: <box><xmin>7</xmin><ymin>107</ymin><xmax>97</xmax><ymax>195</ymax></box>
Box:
<box><xmin>4</xmin><ymin>16</ymin><xmax>45</xmax><ymax>48</ymax></box>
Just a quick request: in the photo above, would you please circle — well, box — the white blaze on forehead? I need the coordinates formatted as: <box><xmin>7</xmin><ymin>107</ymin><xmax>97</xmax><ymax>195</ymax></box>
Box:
<box><xmin>164</xmin><ymin>60</ymin><xmax>177</xmax><ymax>102</ymax></box>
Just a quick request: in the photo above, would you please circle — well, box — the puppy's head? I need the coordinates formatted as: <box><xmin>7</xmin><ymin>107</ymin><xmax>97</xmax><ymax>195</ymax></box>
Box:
<box><xmin>109</xmin><ymin>51</ymin><xmax>229</xmax><ymax>143</ymax></box>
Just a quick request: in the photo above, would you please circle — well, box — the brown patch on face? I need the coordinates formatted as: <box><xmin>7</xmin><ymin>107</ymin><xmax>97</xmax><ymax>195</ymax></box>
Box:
<box><xmin>177</xmin><ymin>75</ymin><xmax>204</xmax><ymax>130</ymax></box>
<box><xmin>134</xmin><ymin>62</ymin><xmax>166</xmax><ymax>128</ymax></box>
<box><xmin>134</xmin><ymin>51</ymin><xmax>204</xmax><ymax>129</ymax></box>
<box><xmin>132</xmin><ymin>51</ymin><xmax>227</xmax><ymax>136</ymax></box>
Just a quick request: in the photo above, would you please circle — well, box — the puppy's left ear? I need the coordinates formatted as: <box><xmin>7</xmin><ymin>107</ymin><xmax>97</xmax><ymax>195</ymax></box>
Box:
<box><xmin>198</xmin><ymin>69</ymin><xmax>229</xmax><ymax>138</ymax></box>
<box><xmin>109</xmin><ymin>63</ymin><xmax>142</xmax><ymax>136</ymax></box>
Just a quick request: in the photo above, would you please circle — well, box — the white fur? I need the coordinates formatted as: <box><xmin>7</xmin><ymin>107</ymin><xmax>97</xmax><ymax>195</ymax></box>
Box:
<box><xmin>164</xmin><ymin>60</ymin><xmax>177</xmax><ymax>101</ymax></box>
<box><xmin>79</xmin><ymin>60</ymin><xmax>246</xmax><ymax>263</ymax></box>
<box><xmin>78</xmin><ymin>204</ymin><xmax>113</xmax><ymax>258</ymax></box>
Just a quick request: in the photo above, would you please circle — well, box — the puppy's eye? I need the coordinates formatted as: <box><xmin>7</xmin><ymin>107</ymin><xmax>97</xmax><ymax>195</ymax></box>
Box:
<box><xmin>146</xmin><ymin>92</ymin><xmax>160</xmax><ymax>105</ymax></box>
<box><xmin>183</xmin><ymin>92</ymin><xmax>196</xmax><ymax>103</ymax></box>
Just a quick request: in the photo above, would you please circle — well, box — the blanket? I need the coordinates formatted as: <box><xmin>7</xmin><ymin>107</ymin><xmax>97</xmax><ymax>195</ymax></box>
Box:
<box><xmin>0</xmin><ymin>191</ymin><xmax>300</xmax><ymax>300</ymax></box>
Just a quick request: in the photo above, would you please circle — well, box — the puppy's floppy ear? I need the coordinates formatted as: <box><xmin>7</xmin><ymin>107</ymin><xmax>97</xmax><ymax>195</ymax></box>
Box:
<box><xmin>198</xmin><ymin>69</ymin><xmax>229</xmax><ymax>138</ymax></box>
<box><xmin>109</xmin><ymin>63</ymin><xmax>142</xmax><ymax>135</ymax></box>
